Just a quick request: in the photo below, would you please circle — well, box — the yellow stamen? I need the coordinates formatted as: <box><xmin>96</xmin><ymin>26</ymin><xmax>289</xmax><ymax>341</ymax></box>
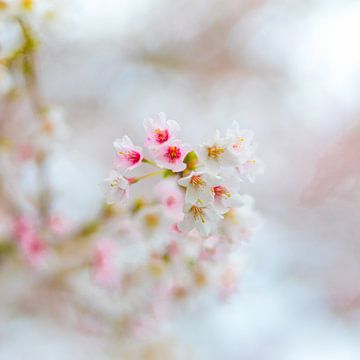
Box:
<box><xmin>190</xmin><ymin>205</ymin><xmax>205</xmax><ymax>223</ymax></box>
<box><xmin>190</xmin><ymin>175</ymin><xmax>204</xmax><ymax>188</ymax></box>
<box><xmin>144</xmin><ymin>214</ymin><xmax>160</xmax><ymax>229</ymax></box>
<box><xmin>207</xmin><ymin>146</ymin><xmax>224</xmax><ymax>159</ymax></box>
<box><xmin>22</xmin><ymin>0</ymin><xmax>33</xmax><ymax>11</ymax></box>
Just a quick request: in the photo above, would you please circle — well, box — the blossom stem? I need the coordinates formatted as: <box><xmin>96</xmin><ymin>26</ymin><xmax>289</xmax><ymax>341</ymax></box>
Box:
<box><xmin>128</xmin><ymin>170</ymin><xmax>165</xmax><ymax>184</ymax></box>
<box><xmin>142</xmin><ymin>158</ymin><xmax>157</xmax><ymax>167</ymax></box>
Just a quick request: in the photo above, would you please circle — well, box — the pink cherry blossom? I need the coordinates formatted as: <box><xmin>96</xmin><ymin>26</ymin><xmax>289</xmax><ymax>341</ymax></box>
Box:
<box><xmin>151</xmin><ymin>140</ymin><xmax>191</xmax><ymax>172</ymax></box>
<box><xmin>13</xmin><ymin>216</ymin><xmax>36</xmax><ymax>242</ymax></box>
<box><xmin>20</xmin><ymin>232</ymin><xmax>47</xmax><ymax>267</ymax></box>
<box><xmin>93</xmin><ymin>239</ymin><xmax>119</xmax><ymax>288</ymax></box>
<box><xmin>13</xmin><ymin>216</ymin><xmax>47</xmax><ymax>266</ymax></box>
<box><xmin>48</xmin><ymin>214</ymin><xmax>71</xmax><ymax>236</ymax></box>
<box><xmin>113</xmin><ymin>135</ymin><xmax>143</xmax><ymax>171</ymax></box>
<box><xmin>143</xmin><ymin>112</ymin><xmax>180</xmax><ymax>147</ymax></box>
<box><xmin>154</xmin><ymin>179</ymin><xmax>184</xmax><ymax>220</ymax></box>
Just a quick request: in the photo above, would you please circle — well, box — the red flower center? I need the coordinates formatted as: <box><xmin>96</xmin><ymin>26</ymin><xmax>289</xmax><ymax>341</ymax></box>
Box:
<box><xmin>127</xmin><ymin>150</ymin><xmax>141</xmax><ymax>164</ymax></box>
<box><xmin>166</xmin><ymin>146</ymin><xmax>181</xmax><ymax>162</ymax></box>
<box><xmin>213</xmin><ymin>185</ymin><xmax>230</xmax><ymax>198</ymax></box>
<box><xmin>154</xmin><ymin>128</ymin><xmax>169</xmax><ymax>144</ymax></box>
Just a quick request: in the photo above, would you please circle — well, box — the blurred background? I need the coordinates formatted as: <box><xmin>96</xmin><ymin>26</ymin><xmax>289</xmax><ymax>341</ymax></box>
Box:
<box><xmin>1</xmin><ymin>0</ymin><xmax>360</xmax><ymax>358</ymax></box>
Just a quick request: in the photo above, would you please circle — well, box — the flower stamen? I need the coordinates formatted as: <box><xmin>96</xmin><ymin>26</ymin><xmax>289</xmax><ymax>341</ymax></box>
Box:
<box><xmin>207</xmin><ymin>146</ymin><xmax>225</xmax><ymax>159</ymax></box>
<box><xmin>166</xmin><ymin>146</ymin><xmax>181</xmax><ymax>162</ymax></box>
<box><xmin>190</xmin><ymin>205</ymin><xmax>205</xmax><ymax>223</ymax></box>
<box><xmin>154</xmin><ymin>128</ymin><xmax>169</xmax><ymax>144</ymax></box>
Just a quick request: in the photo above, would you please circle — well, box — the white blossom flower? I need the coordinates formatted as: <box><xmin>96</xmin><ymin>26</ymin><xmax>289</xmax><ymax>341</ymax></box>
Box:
<box><xmin>226</xmin><ymin>121</ymin><xmax>255</xmax><ymax>163</ymax></box>
<box><xmin>222</xmin><ymin>195</ymin><xmax>262</xmax><ymax>243</ymax></box>
<box><xmin>211</xmin><ymin>173</ymin><xmax>242</xmax><ymax>213</ymax></box>
<box><xmin>104</xmin><ymin>170</ymin><xmax>130</xmax><ymax>205</ymax></box>
<box><xmin>197</xmin><ymin>130</ymin><xmax>238</xmax><ymax>173</ymax></box>
<box><xmin>178</xmin><ymin>171</ymin><xmax>220</xmax><ymax>205</ymax></box>
<box><xmin>178</xmin><ymin>202</ymin><xmax>222</xmax><ymax>237</ymax></box>
<box><xmin>143</xmin><ymin>112</ymin><xmax>180</xmax><ymax>147</ymax></box>
<box><xmin>237</xmin><ymin>158</ymin><xmax>264</xmax><ymax>182</ymax></box>
<box><xmin>113</xmin><ymin>135</ymin><xmax>143</xmax><ymax>171</ymax></box>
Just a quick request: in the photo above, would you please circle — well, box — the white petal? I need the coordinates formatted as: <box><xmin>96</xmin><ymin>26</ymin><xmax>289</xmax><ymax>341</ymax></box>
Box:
<box><xmin>198</xmin><ymin>188</ymin><xmax>214</xmax><ymax>205</ymax></box>
<box><xmin>178</xmin><ymin>214</ymin><xmax>194</xmax><ymax>233</ymax></box>
<box><xmin>185</xmin><ymin>186</ymin><xmax>199</xmax><ymax>205</ymax></box>
<box><xmin>178</xmin><ymin>174</ymin><xmax>191</xmax><ymax>187</ymax></box>
<box><xmin>167</xmin><ymin>119</ymin><xmax>180</xmax><ymax>134</ymax></box>
<box><xmin>195</xmin><ymin>217</ymin><xmax>211</xmax><ymax>237</ymax></box>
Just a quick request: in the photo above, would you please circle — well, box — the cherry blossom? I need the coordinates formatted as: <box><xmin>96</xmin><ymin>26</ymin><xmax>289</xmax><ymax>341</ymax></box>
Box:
<box><xmin>178</xmin><ymin>171</ymin><xmax>220</xmax><ymax>205</ymax></box>
<box><xmin>197</xmin><ymin>130</ymin><xmax>239</xmax><ymax>173</ymax></box>
<box><xmin>226</xmin><ymin>121</ymin><xmax>255</xmax><ymax>163</ymax></box>
<box><xmin>113</xmin><ymin>135</ymin><xmax>143</xmax><ymax>171</ymax></box>
<box><xmin>211</xmin><ymin>174</ymin><xmax>242</xmax><ymax>214</ymax></box>
<box><xmin>143</xmin><ymin>112</ymin><xmax>180</xmax><ymax>147</ymax></box>
<box><xmin>13</xmin><ymin>215</ymin><xmax>36</xmax><ymax>241</ymax></box>
<box><xmin>20</xmin><ymin>232</ymin><xmax>47</xmax><ymax>267</ymax></box>
<box><xmin>151</xmin><ymin>139</ymin><xmax>191</xmax><ymax>172</ymax></box>
<box><xmin>237</xmin><ymin>158</ymin><xmax>264</xmax><ymax>182</ymax></box>
<box><xmin>178</xmin><ymin>202</ymin><xmax>222</xmax><ymax>237</ymax></box>
<box><xmin>93</xmin><ymin>239</ymin><xmax>119</xmax><ymax>288</ymax></box>
<box><xmin>154</xmin><ymin>179</ymin><xmax>184</xmax><ymax>220</ymax></box>
<box><xmin>104</xmin><ymin>170</ymin><xmax>130</xmax><ymax>204</ymax></box>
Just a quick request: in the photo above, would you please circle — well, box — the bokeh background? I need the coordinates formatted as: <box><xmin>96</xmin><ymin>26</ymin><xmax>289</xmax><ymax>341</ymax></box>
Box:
<box><xmin>2</xmin><ymin>0</ymin><xmax>360</xmax><ymax>358</ymax></box>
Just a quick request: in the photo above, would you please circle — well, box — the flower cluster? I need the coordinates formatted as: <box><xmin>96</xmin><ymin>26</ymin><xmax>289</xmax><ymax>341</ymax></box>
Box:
<box><xmin>105</xmin><ymin>113</ymin><xmax>262</xmax><ymax>237</ymax></box>
<box><xmin>0</xmin><ymin>4</ymin><xmax>263</xmax><ymax>341</ymax></box>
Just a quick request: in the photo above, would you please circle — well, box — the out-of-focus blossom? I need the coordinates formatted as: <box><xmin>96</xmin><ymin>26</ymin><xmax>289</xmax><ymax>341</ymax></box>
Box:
<box><xmin>143</xmin><ymin>112</ymin><xmax>180</xmax><ymax>147</ymax></box>
<box><xmin>13</xmin><ymin>215</ymin><xmax>35</xmax><ymax>241</ymax></box>
<box><xmin>104</xmin><ymin>169</ymin><xmax>130</xmax><ymax>204</ymax></box>
<box><xmin>48</xmin><ymin>214</ymin><xmax>70</xmax><ymax>236</ymax></box>
<box><xmin>178</xmin><ymin>171</ymin><xmax>220</xmax><ymax>205</ymax></box>
<box><xmin>12</xmin><ymin>216</ymin><xmax>47</xmax><ymax>267</ymax></box>
<box><xmin>154</xmin><ymin>179</ymin><xmax>184</xmax><ymax>220</ymax></box>
<box><xmin>151</xmin><ymin>139</ymin><xmax>191</xmax><ymax>172</ymax></box>
<box><xmin>113</xmin><ymin>135</ymin><xmax>143</xmax><ymax>171</ymax></box>
<box><xmin>222</xmin><ymin>195</ymin><xmax>262</xmax><ymax>243</ymax></box>
<box><xmin>237</xmin><ymin>157</ymin><xmax>264</xmax><ymax>182</ymax></box>
<box><xmin>92</xmin><ymin>239</ymin><xmax>120</xmax><ymax>288</ymax></box>
<box><xmin>20</xmin><ymin>232</ymin><xmax>47</xmax><ymax>267</ymax></box>
<box><xmin>37</xmin><ymin>106</ymin><xmax>70</xmax><ymax>151</ymax></box>
<box><xmin>17</xmin><ymin>143</ymin><xmax>35</xmax><ymax>162</ymax></box>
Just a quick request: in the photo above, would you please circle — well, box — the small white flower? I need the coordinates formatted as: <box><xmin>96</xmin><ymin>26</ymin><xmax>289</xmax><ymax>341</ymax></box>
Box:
<box><xmin>237</xmin><ymin>158</ymin><xmax>264</xmax><ymax>182</ymax></box>
<box><xmin>178</xmin><ymin>202</ymin><xmax>222</xmax><ymax>237</ymax></box>
<box><xmin>197</xmin><ymin>130</ymin><xmax>238</xmax><ymax>173</ymax></box>
<box><xmin>178</xmin><ymin>171</ymin><xmax>220</xmax><ymax>205</ymax></box>
<box><xmin>104</xmin><ymin>170</ymin><xmax>130</xmax><ymax>205</ymax></box>
<box><xmin>211</xmin><ymin>172</ymin><xmax>242</xmax><ymax>213</ymax></box>
<box><xmin>226</xmin><ymin>121</ymin><xmax>255</xmax><ymax>163</ymax></box>
<box><xmin>226</xmin><ymin>121</ymin><xmax>263</xmax><ymax>181</ymax></box>
<box><xmin>222</xmin><ymin>195</ymin><xmax>262</xmax><ymax>243</ymax></box>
